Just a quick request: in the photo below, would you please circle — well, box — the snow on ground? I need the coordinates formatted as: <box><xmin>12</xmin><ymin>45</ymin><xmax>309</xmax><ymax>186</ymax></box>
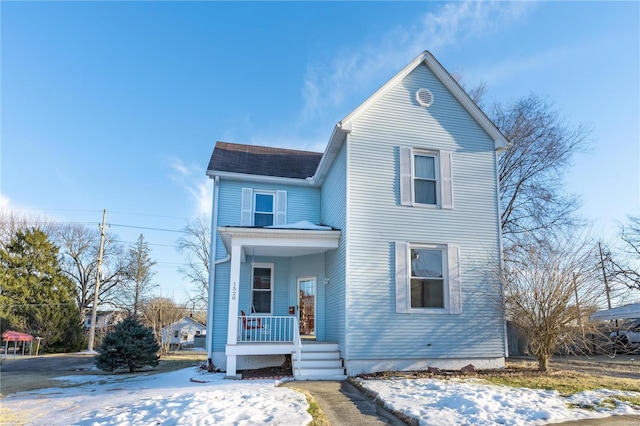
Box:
<box><xmin>1</xmin><ymin>368</ymin><xmax>311</xmax><ymax>425</ymax></box>
<box><xmin>2</xmin><ymin>368</ymin><xmax>640</xmax><ymax>425</ymax></box>
<box><xmin>357</xmin><ymin>377</ymin><xmax>640</xmax><ymax>426</ymax></box>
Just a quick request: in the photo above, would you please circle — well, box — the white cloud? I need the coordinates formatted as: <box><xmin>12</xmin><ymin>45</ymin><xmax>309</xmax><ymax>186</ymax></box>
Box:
<box><xmin>0</xmin><ymin>194</ymin><xmax>10</xmax><ymax>210</ymax></box>
<box><xmin>169</xmin><ymin>158</ymin><xmax>191</xmax><ymax>177</ymax></box>
<box><xmin>300</xmin><ymin>1</ymin><xmax>532</xmax><ymax>121</ymax></box>
<box><xmin>168</xmin><ymin>157</ymin><xmax>213</xmax><ymax>218</ymax></box>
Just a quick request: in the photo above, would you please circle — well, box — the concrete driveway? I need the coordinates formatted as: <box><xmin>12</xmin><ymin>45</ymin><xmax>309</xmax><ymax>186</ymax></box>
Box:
<box><xmin>0</xmin><ymin>352</ymin><xmax>96</xmax><ymax>373</ymax></box>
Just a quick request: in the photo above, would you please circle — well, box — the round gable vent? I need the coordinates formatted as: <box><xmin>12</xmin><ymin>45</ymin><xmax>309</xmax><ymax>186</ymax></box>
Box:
<box><xmin>416</xmin><ymin>88</ymin><xmax>434</xmax><ymax>107</ymax></box>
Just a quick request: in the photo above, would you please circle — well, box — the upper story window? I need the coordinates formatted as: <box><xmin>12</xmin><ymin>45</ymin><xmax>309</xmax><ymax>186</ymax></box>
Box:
<box><xmin>414</xmin><ymin>153</ymin><xmax>438</xmax><ymax>205</ymax></box>
<box><xmin>400</xmin><ymin>147</ymin><xmax>453</xmax><ymax>209</ymax></box>
<box><xmin>241</xmin><ymin>188</ymin><xmax>287</xmax><ymax>226</ymax></box>
<box><xmin>254</xmin><ymin>192</ymin><xmax>274</xmax><ymax>226</ymax></box>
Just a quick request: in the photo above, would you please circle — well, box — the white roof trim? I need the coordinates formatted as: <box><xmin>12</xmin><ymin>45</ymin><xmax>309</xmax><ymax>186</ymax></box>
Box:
<box><xmin>590</xmin><ymin>303</ymin><xmax>640</xmax><ymax>321</ymax></box>
<box><xmin>312</xmin><ymin>51</ymin><xmax>508</xmax><ymax>186</ymax></box>
<box><xmin>218</xmin><ymin>226</ymin><xmax>341</xmax><ymax>259</ymax></box>
<box><xmin>206</xmin><ymin>170</ymin><xmax>314</xmax><ymax>186</ymax></box>
<box><xmin>340</xmin><ymin>51</ymin><xmax>508</xmax><ymax>150</ymax></box>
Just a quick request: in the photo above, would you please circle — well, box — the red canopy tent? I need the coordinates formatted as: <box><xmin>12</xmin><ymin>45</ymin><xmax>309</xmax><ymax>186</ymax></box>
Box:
<box><xmin>2</xmin><ymin>330</ymin><xmax>34</xmax><ymax>356</ymax></box>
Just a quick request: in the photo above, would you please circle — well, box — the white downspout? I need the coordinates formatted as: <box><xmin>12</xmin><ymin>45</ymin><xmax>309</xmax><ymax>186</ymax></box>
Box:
<box><xmin>206</xmin><ymin>176</ymin><xmax>230</xmax><ymax>361</ymax></box>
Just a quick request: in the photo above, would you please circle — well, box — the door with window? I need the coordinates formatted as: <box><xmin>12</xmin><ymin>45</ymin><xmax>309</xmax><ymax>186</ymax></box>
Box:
<box><xmin>297</xmin><ymin>277</ymin><xmax>316</xmax><ymax>337</ymax></box>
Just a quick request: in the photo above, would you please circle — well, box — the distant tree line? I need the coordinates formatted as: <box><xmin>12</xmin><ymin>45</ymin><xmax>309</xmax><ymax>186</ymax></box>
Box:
<box><xmin>0</xmin><ymin>212</ymin><xmax>199</xmax><ymax>353</ymax></box>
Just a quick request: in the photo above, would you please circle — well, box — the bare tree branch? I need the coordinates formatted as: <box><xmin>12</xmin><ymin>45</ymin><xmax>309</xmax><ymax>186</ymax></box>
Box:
<box><xmin>176</xmin><ymin>216</ymin><xmax>210</xmax><ymax>309</ymax></box>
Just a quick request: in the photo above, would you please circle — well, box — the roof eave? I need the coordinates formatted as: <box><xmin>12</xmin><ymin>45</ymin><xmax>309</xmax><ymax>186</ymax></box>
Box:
<box><xmin>206</xmin><ymin>170</ymin><xmax>314</xmax><ymax>186</ymax></box>
<box><xmin>337</xmin><ymin>50</ymin><xmax>509</xmax><ymax>151</ymax></box>
<box><xmin>310</xmin><ymin>123</ymin><xmax>351</xmax><ymax>186</ymax></box>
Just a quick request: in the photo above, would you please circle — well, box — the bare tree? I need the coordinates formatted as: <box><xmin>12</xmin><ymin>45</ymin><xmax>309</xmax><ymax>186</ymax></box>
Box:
<box><xmin>492</xmin><ymin>94</ymin><xmax>591</xmax><ymax>248</ymax></box>
<box><xmin>139</xmin><ymin>296</ymin><xmax>187</xmax><ymax>353</ymax></box>
<box><xmin>0</xmin><ymin>210</ymin><xmax>57</xmax><ymax>249</ymax></box>
<box><xmin>118</xmin><ymin>234</ymin><xmax>157</xmax><ymax>316</ymax></box>
<box><xmin>501</xmin><ymin>231</ymin><xmax>605</xmax><ymax>372</ymax></box>
<box><xmin>55</xmin><ymin>224</ymin><xmax>128</xmax><ymax>316</ymax></box>
<box><xmin>176</xmin><ymin>216</ymin><xmax>210</xmax><ymax>309</ymax></box>
<box><xmin>604</xmin><ymin>216</ymin><xmax>640</xmax><ymax>292</ymax></box>
<box><xmin>453</xmin><ymin>76</ymin><xmax>591</xmax><ymax>251</ymax></box>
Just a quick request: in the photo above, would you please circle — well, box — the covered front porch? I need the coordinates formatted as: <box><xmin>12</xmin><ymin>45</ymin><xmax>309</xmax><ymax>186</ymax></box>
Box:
<box><xmin>218</xmin><ymin>224</ymin><xmax>341</xmax><ymax>378</ymax></box>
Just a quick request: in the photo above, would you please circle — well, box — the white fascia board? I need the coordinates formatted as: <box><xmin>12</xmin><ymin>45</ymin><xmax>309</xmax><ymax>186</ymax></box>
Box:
<box><xmin>340</xmin><ymin>51</ymin><xmax>429</xmax><ymax>126</ymax></box>
<box><xmin>218</xmin><ymin>227</ymin><xmax>341</xmax><ymax>253</ymax></box>
<box><xmin>335</xmin><ymin>50</ymin><xmax>508</xmax><ymax>151</ymax></box>
<box><xmin>311</xmin><ymin>124</ymin><xmax>349</xmax><ymax>186</ymax></box>
<box><xmin>206</xmin><ymin>170</ymin><xmax>314</xmax><ymax>187</ymax></box>
<box><xmin>422</xmin><ymin>51</ymin><xmax>508</xmax><ymax>150</ymax></box>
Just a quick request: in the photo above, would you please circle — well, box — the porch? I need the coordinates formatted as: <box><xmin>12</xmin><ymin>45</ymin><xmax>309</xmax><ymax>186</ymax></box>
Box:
<box><xmin>217</xmin><ymin>225</ymin><xmax>341</xmax><ymax>378</ymax></box>
<box><xmin>225</xmin><ymin>313</ymin><xmax>346</xmax><ymax>379</ymax></box>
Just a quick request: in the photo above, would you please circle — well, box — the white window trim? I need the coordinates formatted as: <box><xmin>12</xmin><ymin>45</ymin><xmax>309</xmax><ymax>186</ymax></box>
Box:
<box><xmin>251</xmin><ymin>262</ymin><xmax>274</xmax><ymax>315</ymax></box>
<box><xmin>241</xmin><ymin>188</ymin><xmax>287</xmax><ymax>226</ymax></box>
<box><xmin>412</xmin><ymin>149</ymin><xmax>441</xmax><ymax>208</ymax></box>
<box><xmin>395</xmin><ymin>242</ymin><xmax>461</xmax><ymax>315</ymax></box>
<box><xmin>253</xmin><ymin>190</ymin><xmax>276</xmax><ymax>226</ymax></box>
<box><xmin>408</xmin><ymin>243</ymin><xmax>448</xmax><ymax>312</ymax></box>
<box><xmin>399</xmin><ymin>147</ymin><xmax>453</xmax><ymax>210</ymax></box>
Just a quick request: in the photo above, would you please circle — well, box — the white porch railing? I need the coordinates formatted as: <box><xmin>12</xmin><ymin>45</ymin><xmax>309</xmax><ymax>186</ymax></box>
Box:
<box><xmin>237</xmin><ymin>315</ymin><xmax>296</xmax><ymax>343</ymax></box>
<box><xmin>293</xmin><ymin>316</ymin><xmax>302</xmax><ymax>377</ymax></box>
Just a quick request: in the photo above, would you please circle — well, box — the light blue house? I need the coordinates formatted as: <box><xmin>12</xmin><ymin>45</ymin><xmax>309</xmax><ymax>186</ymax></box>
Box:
<box><xmin>205</xmin><ymin>51</ymin><xmax>508</xmax><ymax>379</ymax></box>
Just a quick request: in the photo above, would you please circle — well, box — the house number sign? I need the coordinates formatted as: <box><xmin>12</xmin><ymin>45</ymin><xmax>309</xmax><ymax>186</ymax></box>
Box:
<box><xmin>232</xmin><ymin>282</ymin><xmax>237</xmax><ymax>301</ymax></box>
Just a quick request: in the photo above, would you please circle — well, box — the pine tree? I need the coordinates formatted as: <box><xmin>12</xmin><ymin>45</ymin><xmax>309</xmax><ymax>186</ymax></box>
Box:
<box><xmin>94</xmin><ymin>316</ymin><xmax>160</xmax><ymax>373</ymax></box>
<box><xmin>0</xmin><ymin>228</ymin><xmax>83</xmax><ymax>352</ymax></box>
<box><xmin>118</xmin><ymin>235</ymin><xmax>157</xmax><ymax>315</ymax></box>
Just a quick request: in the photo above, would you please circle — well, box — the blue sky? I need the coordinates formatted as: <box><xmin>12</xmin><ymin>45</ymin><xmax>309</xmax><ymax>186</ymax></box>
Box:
<box><xmin>1</xmin><ymin>1</ymin><xmax>638</xmax><ymax>302</ymax></box>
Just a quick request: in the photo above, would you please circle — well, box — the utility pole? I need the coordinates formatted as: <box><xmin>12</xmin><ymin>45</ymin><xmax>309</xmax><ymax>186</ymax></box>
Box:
<box><xmin>598</xmin><ymin>241</ymin><xmax>618</xmax><ymax>332</ymax></box>
<box><xmin>572</xmin><ymin>272</ymin><xmax>588</xmax><ymax>352</ymax></box>
<box><xmin>598</xmin><ymin>242</ymin><xmax>613</xmax><ymax>310</ymax></box>
<box><xmin>87</xmin><ymin>209</ymin><xmax>107</xmax><ymax>352</ymax></box>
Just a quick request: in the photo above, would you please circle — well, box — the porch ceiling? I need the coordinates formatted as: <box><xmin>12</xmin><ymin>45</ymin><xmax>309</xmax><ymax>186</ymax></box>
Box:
<box><xmin>218</xmin><ymin>226</ymin><xmax>341</xmax><ymax>259</ymax></box>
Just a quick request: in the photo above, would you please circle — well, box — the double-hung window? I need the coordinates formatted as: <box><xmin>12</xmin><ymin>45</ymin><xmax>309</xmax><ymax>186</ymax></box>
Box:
<box><xmin>251</xmin><ymin>264</ymin><xmax>273</xmax><ymax>314</ymax></box>
<box><xmin>399</xmin><ymin>147</ymin><xmax>453</xmax><ymax>209</ymax></box>
<box><xmin>241</xmin><ymin>188</ymin><xmax>287</xmax><ymax>226</ymax></box>
<box><xmin>414</xmin><ymin>153</ymin><xmax>438</xmax><ymax>205</ymax></box>
<box><xmin>410</xmin><ymin>247</ymin><xmax>445</xmax><ymax>308</ymax></box>
<box><xmin>254</xmin><ymin>192</ymin><xmax>274</xmax><ymax>226</ymax></box>
<box><xmin>395</xmin><ymin>242</ymin><xmax>461</xmax><ymax>314</ymax></box>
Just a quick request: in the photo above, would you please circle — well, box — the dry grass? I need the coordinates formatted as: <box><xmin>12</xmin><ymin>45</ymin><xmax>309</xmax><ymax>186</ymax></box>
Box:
<box><xmin>484</xmin><ymin>370</ymin><xmax>640</xmax><ymax>396</ymax></box>
<box><xmin>286</xmin><ymin>386</ymin><xmax>331</xmax><ymax>426</ymax></box>
<box><xmin>0</xmin><ymin>351</ymin><xmax>206</xmax><ymax>397</ymax></box>
<box><xmin>482</xmin><ymin>359</ymin><xmax>640</xmax><ymax>396</ymax></box>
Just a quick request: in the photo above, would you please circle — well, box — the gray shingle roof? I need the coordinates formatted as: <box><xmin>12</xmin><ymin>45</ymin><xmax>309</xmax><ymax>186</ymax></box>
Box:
<box><xmin>207</xmin><ymin>141</ymin><xmax>323</xmax><ymax>179</ymax></box>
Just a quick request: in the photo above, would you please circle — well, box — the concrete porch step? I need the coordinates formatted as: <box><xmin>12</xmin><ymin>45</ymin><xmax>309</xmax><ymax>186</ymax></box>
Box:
<box><xmin>293</xmin><ymin>340</ymin><xmax>346</xmax><ymax>380</ymax></box>
<box><xmin>292</xmin><ymin>350</ymin><xmax>342</xmax><ymax>361</ymax></box>
<box><xmin>293</xmin><ymin>359</ymin><xmax>344</xmax><ymax>369</ymax></box>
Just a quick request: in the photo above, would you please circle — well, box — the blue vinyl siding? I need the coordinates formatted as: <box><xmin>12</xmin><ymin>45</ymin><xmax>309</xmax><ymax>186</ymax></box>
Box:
<box><xmin>211</xmin><ymin>180</ymin><xmax>322</xmax><ymax>352</ymax></box>
<box><xmin>217</xmin><ymin>180</ymin><xmax>320</xmax><ymax>228</ymax></box>
<box><xmin>320</xmin><ymin>141</ymin><xmax>347</xmax><ymax>351</ymax></box>
<box><xmin>344</xmin><ymin>63</ymin><xmax>505</xmax><ymax>361</ymax></box>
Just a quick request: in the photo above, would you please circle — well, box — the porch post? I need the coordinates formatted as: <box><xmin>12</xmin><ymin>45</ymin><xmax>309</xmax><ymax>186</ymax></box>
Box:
<box><xmin>225</xmin><ymin>243</ymin><xmax>242</xmax><ymax>377</ymax></box>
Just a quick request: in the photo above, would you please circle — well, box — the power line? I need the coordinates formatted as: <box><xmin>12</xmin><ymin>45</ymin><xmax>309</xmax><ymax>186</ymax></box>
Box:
<box><xmin>109</xmin><ymin>223</ymin><xmax>184</xmax><ymax>233</ymax></box>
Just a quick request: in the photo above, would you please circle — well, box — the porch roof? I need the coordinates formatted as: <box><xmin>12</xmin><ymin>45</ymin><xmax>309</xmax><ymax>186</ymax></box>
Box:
<box><xmin>218</xmin><ymin>225</ymin><xmax>341</xmax><ymax>259</ymax></box>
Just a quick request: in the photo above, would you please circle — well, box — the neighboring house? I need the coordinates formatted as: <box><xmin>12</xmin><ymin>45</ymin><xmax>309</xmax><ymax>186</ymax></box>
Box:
<box><xmin>83</xmin><ymin>310</ymin><xmax>125</xmax><ymax>331</ymax></box>
<box><xmin>205</xmin><ymin>51</ymin><xmax>508</xmax><ymax>379</ymax></box>
<box><xmin>162</xmin><ymin>317</ymin><xmax>207</xmax><ymax>349</ymax></box>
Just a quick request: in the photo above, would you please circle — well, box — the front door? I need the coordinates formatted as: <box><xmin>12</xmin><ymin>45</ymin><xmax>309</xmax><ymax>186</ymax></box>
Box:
<box><xmin>297</xmin><ymin>277</ymin><xmax>316</xmax><ymax>337</ymax></box>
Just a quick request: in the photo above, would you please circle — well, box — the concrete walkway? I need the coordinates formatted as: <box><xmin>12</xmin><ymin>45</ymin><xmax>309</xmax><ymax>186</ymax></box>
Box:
<box><xmin>284</xmin><ymin>379</ymin><xmax>640</xmax><ymax>426</ymax></box>
<box><xmin>282</xmin><ymin>380</ymin><xmax>407</xmax><ymax>425</ymax></box>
